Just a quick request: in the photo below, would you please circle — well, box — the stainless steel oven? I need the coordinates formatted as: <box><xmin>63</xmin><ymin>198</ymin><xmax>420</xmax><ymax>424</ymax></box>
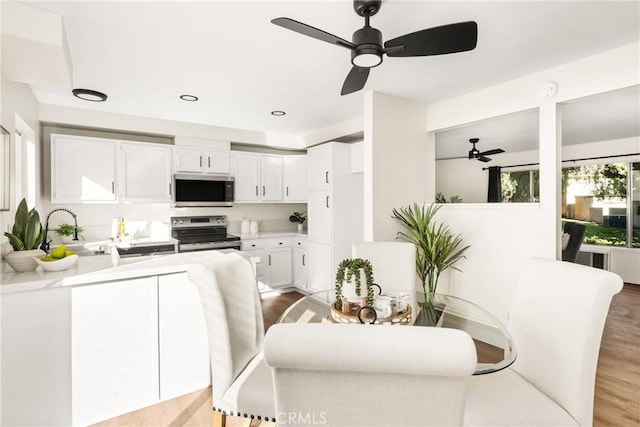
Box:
<box><xmin>171</xmin><ymin>215</ymin><xmax>240</xmax><ymax>252</ymax></box>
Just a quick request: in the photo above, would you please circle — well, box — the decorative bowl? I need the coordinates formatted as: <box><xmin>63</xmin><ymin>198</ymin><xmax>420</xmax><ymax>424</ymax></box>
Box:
<box><xmin>34</xmin><ymin>254</ymin><xmax>79</xmax><ymax>272</ymax></box>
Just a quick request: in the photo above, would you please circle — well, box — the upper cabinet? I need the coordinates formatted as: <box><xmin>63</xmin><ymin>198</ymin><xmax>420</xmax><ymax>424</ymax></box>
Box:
<box><xmin>51</xmin><ymin>134</ymin><xmax>117</xmax><ymax>203</ymax></box>
<box><xmin>119</xmin><ymin>142</ymin><xmax>172</xmax><ymax>203</ymax></box>
<box><xmin>308</xmin><ymin>144</ymin><xmax>333</xmax><ymax>191</ymax></box>
<box><xmin>174</xmin><ymin>147</ymin><xmax>230</xmax><ymax>174</ymax></box>
<box><xmin>232</xmin><ymin>152</ymin><xmax>301</xmax><ymax>203</ymax></box>
<box><xmin>283</xmin><ymin>155</ymin><xmax>308</xmax><ymax>202</ymax></box>
<box><xmin>174</xmin><ymin>136</ymin><xmax>230</xmax><ymax>174</ymax></box>
<box><xmin>51</xmin><ymin>134</ymin><xmax>172</xmax><ymax>204</ymax></box>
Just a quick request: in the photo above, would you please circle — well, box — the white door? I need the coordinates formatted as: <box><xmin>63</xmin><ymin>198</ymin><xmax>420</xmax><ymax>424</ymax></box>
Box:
<box><xmin>308</xmin><ymin>144</ymin><xmax>332</xmax><ymax>191</ymax></box>
<box><xmin>51</xmin><ymin>135</ymin><xmax>116</xmax><ymax>203</ymax></box>
<box><xmin>260</xmin><ymin>155</ymin><xmax>283</xmax><ymax>201</ymax></box>
<box><xmin>232</xmin><ymin>153</ymin><xmax>260</xmax><ymax>201</ymax></box>
<box><xmin>283</xmin><ymin>155</ymin><xmax>308</xmax><ymax>202</ymax></box>
<box><xmin>308</xmin><ymin>191</ymin><xmax>332</xmax><ymax>244</ymax></box>
<box><xmin>308</xmin><ymin>242</ymin><xmax>332</xmax><ymax>293</ymax></box>
<box><xmin>120</xmin><ymin>142</ymin><xmax>172</xmax><ymax>202</ymax></box>
<box><xmin>71</xmin><ymin>278</ymin><xmax>159</xmax><ymax>426</ymax></box>
<box><xmin>267</xmin><ymin>248</ymin><xmax>292</xmax><ymax>288</ymax></box>
<box><xmin>293</xmin><ymin>247</ymin><xmax>308</xmax><ymax>290</ymax></box>
<box><xmin>158</xmin><ymin>273</ymin><xmax>211</xmax><ymax>401</ymax></box>
<box><xmin>174</xmin><ymin>147</ymin><xmax>203</xmax><ymax>172</ymax></box>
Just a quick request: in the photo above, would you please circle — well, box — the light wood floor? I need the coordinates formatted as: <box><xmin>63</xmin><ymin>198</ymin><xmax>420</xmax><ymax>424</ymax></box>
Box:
<box><xmin>95</xmin><ymin>285</ymin><xmax>639</xmax><ymax>427</ymax></box>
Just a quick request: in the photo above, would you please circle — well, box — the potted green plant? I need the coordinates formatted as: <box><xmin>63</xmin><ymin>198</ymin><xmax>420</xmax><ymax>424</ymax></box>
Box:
<box><xmin>289</xmin><ymin>211</ymin><xmax>306</xmax><ymax>232</ymax></box>
<box><xmin>334</xmin><ymin>258</ymin><xmax>375</xmax><ymax>311</ymax></box>
<box><xmin>392</xmin><ymin>202</ymin><xmax>470</xmax><ymax>325</ymax></box>
<box><xmin>3</xmin><ymin>198</ymin><xmax>46</xmax><ymax>272</ymax></box>
<box><xmin>56</xmin><ymin>223</ymin><xmax>84</xmax><ymax>243</ymax></box>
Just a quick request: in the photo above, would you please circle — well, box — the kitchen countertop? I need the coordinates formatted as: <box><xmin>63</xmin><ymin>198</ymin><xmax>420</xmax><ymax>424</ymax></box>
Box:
<box><xmin>0</xmin><ymin>249</ymin><xmax>236</xmax><ymax>294</ymax></box>
<box><xmin>240</xmin><ymin>231</ymin><xmax>307</xmax><ymax>239</ymax></box>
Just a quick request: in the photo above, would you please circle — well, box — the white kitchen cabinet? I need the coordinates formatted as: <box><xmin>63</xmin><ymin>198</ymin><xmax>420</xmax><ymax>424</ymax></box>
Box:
<box><xmin>158</xmin><ymin>273</ymin><xmax>211</xmax><ymax>401</ymax></box>
<box><xmin>307</xmin><ymin>142</ymin><xmax>363</xmax><ymax>292</ymax></box>
<box><xmin>71</xmin><ymin>277</ymin><xmax>159</xmax><ymax>427</ymax></box>
<box><xmin>232</xmin><ymin>152</ymin><xmax>283</xmax><ymax>202</ymax></box>
<box><xmin>175</xmin><ymin>147</ymin><xmax>230</xmax><ymax>174</ymax></box>
<box><xmin>283</xmin><ymin>155</ymin><xmax>308</xmax><ymax>202</ymax></box>
<box><xmin>308</xmin><ymin>242</ymin><xmax>332</xmax><ymax>293</ymax></box>
<box><xmin>350</xmin><ymin>141</ymin><xmax>364</xmax><ymax>173</ymax></box>
<box><xmin>119</xmin><ymin>142</ymin><xmax>172</xmax><ymax>202</ymax></box>
<box><xmin>308</xmin><ymin>143</ymin><xmax>333</xmax><ymax>191</ymax></box>
<box><xmin>51</xmin><ymin>134</ymin><xmax>117</xmax><ymax>203</ymax></box>
<box><xmin>293</xmin><ymin>246</ymin><xmax>308</xmax><ymax>290</ymax></box>
<box><xmin>233</xmin><ymin>152</ymin><xmax>261</xmax><ymax>201</ymax></box>
<box><xmin>242</xmin><ymin>237</ymin><xmax>292</xmax><ymax>289</ymax></box>
<box><xmin>261</xmin><ymin>155</ymin><xmax>284</xmax><ymax>201</ymax></box>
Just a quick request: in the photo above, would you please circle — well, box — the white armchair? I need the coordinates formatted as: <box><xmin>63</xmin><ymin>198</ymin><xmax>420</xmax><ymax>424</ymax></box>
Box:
<box><xmin>187</xmin><ymin>252</ymin><xmax>275</xmax><ymax>426</ymax></box>
<box><xmin>464</xmin><ymin>257</ymin><xmax>623</xmax><ymax>426</ymax></box>
<box><xmin>264</xmin><ymin>323</ymin><xmax>477</xmax><ymax>427</ymax></box>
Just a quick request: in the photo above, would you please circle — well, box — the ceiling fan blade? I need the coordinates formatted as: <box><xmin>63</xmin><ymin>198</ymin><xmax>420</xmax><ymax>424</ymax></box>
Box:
<box><xmin>384</xmin><ymin>21</ymin><xmax>478</xmax><ymax>57</ymax></box>
<box><xmin>341</xmin><ymin>66</ymin><xmax>370</xmax><ymax>95</ymax></box>
<box><xmin>478</xmin><ymin>156</ymin><xmax>492</xmax><ymax>163</ymax></box>
<box><xmin>271</xmin><ymin>17</ymin><xmax>355</xmax><ymax>50</ymax></box>
<box><xmin>479</xmin><ymin>148</ymin><xmax>505</xmax><ymax>156</ymax></box>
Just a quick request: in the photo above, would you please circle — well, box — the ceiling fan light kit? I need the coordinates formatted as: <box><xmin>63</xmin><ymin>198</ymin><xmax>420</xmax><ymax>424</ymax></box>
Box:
<box><xmin>272</xmin><ymin>0</ymin><xmax>478</xmax><ymax>96</ymax></box>
<box><xmin>468</xmin><ymin>138</ymin><xmax>505</xmax><ymax>162</ymax></box>
<box><xmin>72</xmin><ymin>88</ymin><xmax>107</xmax><ymax>102</ymax></box>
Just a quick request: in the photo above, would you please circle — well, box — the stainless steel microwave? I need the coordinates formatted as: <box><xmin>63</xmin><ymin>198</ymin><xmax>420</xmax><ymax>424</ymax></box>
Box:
<box><xmin>172</xmin><ymin>173</ymin><xmax>234</xmax><ymax>207</ymax></box>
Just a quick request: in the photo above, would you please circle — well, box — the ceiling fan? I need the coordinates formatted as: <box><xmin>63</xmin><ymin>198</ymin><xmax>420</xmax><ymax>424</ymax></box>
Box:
<box><xmin>468</xmin><ymin>138</ymin><xmax>505</xmax><ymax>162</ymax></box>
<box><xmin>271</xmin><ymin>0</ymin><xmax>478</xmax><ymax>95</ymax></box>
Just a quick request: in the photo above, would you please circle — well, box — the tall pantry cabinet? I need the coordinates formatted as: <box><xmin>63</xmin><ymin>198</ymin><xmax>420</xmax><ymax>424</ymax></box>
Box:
<box><xmin>307</xmin><ymin>142</ymin><xmax>363</xmax><ymax>293</ymax></box>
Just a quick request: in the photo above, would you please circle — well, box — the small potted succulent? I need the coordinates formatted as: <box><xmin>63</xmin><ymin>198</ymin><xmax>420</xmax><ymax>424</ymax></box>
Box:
<box><xmin>334</xmin><ymin>258</ymin><xmax>375</xmax><ymax>311</ymax></box>
<box><xmin>56</xmin><ymin>223</ymin><xmax>84</xmax><ymax>243</ymax></box>
<box><xmin>3</xmin><ymin>198</ymin><xmax>46</xmax><ymax>272</ymax></box>
<box><xmin>289</xmin><ymin>211</ymin><xmax>306</xmax><ymax>232</ymax></box>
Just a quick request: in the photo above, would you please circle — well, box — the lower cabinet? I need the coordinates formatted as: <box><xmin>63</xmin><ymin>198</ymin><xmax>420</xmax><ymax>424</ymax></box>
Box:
<box><xmin>293</xmin><ymin>236</ymin><xmax>308</xmax><ymax>291</ymax></box>
<box><xmin>72</xmin><ymin>277</ymin><xmax>160</xmax><ymax>426</ymax></box>
<box><xmin>242</xmin><ymin>237</ymin><xmax>293</xmax><ymax>290</ymax></box>
<box><xmin>158</xmin><ymin>273</ymin><xmax>211</xmax><ymax>401</ymax></box>
<box><xmin>71</xmin><ymin>274</ymin><xmax>210</xmax><ymax>426</ymax></box>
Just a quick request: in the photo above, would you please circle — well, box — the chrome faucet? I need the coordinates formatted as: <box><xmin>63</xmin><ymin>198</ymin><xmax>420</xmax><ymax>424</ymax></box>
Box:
<box><xmin>40</xmin><ymin>208</ymin><xmax>79</xmax><ymax>252</ymax></box>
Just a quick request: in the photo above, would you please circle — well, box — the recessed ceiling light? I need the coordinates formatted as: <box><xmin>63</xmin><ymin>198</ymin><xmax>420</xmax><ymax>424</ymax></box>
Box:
<box><xmin>180</xmin><ymin>94</ymin><xmax>199</xmax><ymax>101</ymax></box>
<box><xmin>72</xmin><ymin>88</ymin><xmax>107</xmax><ymax>102</ymax></box>
<box><xmin>271</xmin><ymin>110</ymin><xmax>286</xmax><ymax>116</ymax></box>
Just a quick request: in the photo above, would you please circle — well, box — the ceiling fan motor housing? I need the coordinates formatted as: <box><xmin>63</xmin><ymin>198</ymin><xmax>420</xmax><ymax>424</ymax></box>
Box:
<box><xmin>351</xmin><ymin>26</ymin><xmax>384</xmax><ymax>67</ymax></box>
<box><xmin>354</xmin><ymin>0</ymin><xmax>381</xmax><ymax>17</ymax></box>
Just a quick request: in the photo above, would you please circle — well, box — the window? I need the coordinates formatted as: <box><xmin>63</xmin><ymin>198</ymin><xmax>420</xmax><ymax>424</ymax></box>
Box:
<box><xmin>501</xmin><ymin>169</ymin><xmax>539</xmax><ymax>202</ymax></box>
<box><xmin>562</xmin><ymin>162</ymin><xmax>638</xmax><ymax>248</ymax></box>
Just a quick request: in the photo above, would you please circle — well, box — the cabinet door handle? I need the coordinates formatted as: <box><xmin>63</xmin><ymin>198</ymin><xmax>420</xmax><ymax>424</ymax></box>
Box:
<box><xmin>278</xmin><ymin>242</ymin><xmax>283</xmax><ymax>245</ymax></box>
<box><xmin>256</xmin><ymin>186</ymin><xmax>259</xmax><ymax>196</ymax></box>
<box><xmin>325</xmin><ymin>171</ymin><xmax>329</xmax><ymax>183</ymax></box>
<box><xmin>268</xmin><ymin>254</ymin><xmax>272</xmax><ymax>265</ymax></box>
<box><xmin>302</xmin><ymin>254</ymin><xmax>306</xmax><ymax>266</ymax></box>
<box><xmin>111</xmin><ymin>182</ymin><xmax>115</xmax><ymax>194</ymax></box>
<box><xmin>326</xmin><ymin>196</ymin><xmax>329</xmax><ymax>208</ymax></box>
<box><xmin>200</xmin><ymin>156</ymin><xmax>203</xmax><ymax>167</ymax></box>
<box><xmin>169</xmin><ymin>183</ymin><xmax>171</xmax><ymax>196</ymax></box>
<box><xmin>286</xmin><ymin>186</ymin><xmax>289</xmax><ymax>197</ymax></box>
<box><xmin>208</xmin><ymin>157</ymin><xmax>211</xmax><ymax>168</ymax></box>
<box><xmin>262</xmin><ymin>186</ymin><xmax>265</xmax><ymax>196</ymax></box>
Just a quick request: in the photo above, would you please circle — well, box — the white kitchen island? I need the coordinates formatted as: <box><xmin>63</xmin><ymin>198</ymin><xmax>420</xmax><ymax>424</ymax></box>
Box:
<box><xmin>1</xmin><ymin>250</ymin><xmax>236</xmax><ymax>427</ymax></box>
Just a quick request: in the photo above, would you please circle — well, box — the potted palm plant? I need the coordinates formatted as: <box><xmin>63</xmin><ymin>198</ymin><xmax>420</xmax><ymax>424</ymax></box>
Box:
<box><xmin>289</xmin><ymin>211</ymin><xmax>306</xmax><ymax>232</ymax></box>
<box><xmin>3</xmin><ymin>198</ymin><xmax>46</xmax><ymax>272</ymax></box>
<box><xmin>392</xmin><ymin>202</ymin><xmax>470</xmax><ymax>325</ymax></box>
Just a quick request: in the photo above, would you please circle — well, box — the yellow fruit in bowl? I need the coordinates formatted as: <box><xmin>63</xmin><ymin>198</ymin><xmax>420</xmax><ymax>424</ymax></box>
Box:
<box><xmin>40</xmin><ymin>255</ymin><xmax>55</xmax><ymax>262</ymax></box>
<box><xmin>65</xmin><ymin>249</ymin><xmax>76</xmax><ymax>256</ymax></box>
<box><xmin>51</xmin><ymin>245</ymin><xmax>67</xmax><ymax>259</ymax></box>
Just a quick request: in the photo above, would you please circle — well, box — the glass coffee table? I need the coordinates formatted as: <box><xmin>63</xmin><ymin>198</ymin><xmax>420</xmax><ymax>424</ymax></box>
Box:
<box><xmin>278</xmin><ymin>289</ymin><xmax>516</xmax><ymax>375</ymax></box>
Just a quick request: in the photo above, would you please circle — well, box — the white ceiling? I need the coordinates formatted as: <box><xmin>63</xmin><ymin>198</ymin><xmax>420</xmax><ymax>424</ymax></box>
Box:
<box><xmin>13</xmin><ymin>1</ymin><xmax>640</xmax><ymax>145</ymax></box>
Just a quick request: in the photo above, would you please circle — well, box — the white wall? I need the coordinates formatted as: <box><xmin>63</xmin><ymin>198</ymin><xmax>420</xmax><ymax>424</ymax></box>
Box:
<box><xmin>427</xmin><ymin>43</ymin><xmax>639</xmax><ymax>321</ymax></box>
<box><xmin>363</xmin><ymin>91</ymin><xmax>432</xmax><ymax>241</ymax></box>
<box><xmin>0</xmin><ymin>77</ymin><xmax>40</xmax><ymax>247</ymax></box>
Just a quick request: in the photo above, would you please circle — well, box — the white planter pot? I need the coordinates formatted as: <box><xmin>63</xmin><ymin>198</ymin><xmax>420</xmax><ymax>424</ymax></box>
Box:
<box><xmin>341</xmin><ymin>269</ymin><xmax>368</xmax><ymax>303</ymax></box>
<box><xmin>4</xmin><ymin>249</ymin><xmax>46</xmax><ymax>272</ymax></box>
